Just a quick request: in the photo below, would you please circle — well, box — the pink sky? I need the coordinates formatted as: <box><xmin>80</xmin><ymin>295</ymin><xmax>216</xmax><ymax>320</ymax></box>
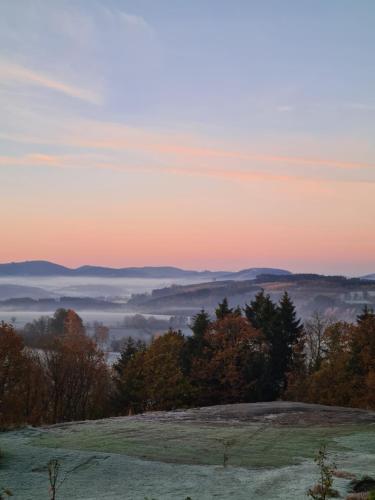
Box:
<box><xmin>1</xmin><ymin>2</ymin><xmax>375</xmax><ymax>276</ymax></box>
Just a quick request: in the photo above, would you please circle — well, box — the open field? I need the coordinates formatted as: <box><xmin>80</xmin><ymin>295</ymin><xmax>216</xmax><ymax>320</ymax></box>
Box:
<box><xmin>1</xmin><ymin>402</ymin><xmax>374</xmax><ymax>499</ymax></box>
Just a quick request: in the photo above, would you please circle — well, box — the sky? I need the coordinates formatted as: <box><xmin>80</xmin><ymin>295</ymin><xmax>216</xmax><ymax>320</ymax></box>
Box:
<box><xmin>0</xmin><ymin>0</ymin><xmax>375</xmax><ymax>275</ymax></box>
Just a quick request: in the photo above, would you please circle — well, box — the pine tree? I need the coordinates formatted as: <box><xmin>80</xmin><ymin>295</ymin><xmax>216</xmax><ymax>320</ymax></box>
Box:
<box><xmin>244</xmin><ymin>291</ymin><xmax>279</xmax><ymax>398</ymax></box>
<box><xmin>190</xmin><ymin>309</ymin><xmax>211</xmax><ymax>343</ymax></box>
<box><xmin>190</xmin><ymin>309</ymin><xmax>211</xmax><ymax>352</ymax></box>
<box><xmin>244</xmin><ymin>291</ymin><xmax>302</xmax><ymax>397</ymax></box>
<box><xmin>244</xmin><ymin>291</ymin><xmax>277</xmax><ymax>331</ymax></box>
<box><xmin>183</xmin><ymin>310</ymin><xmax>211</xmax><ymax>374</ymax></box>
<box><xmin>277</xmin><ymin>291</ymin><xmax>303</xmax><ymax>389</ymax></box>
<box><xmin>215</xmin><ymin>298</ymin><xmax>233</xmax><ymax>320</ymax></box>
<box><xmin>356</xmin><ymin>304</ymin><xmax>375</xmax><ymax>324</ymax></box>
<box><xmin>112</xmin><ymin>337</ymin><xmax>146</xmax><ymax>414</ymax></box>
<box><xmin>114</xmin><ymin>337</ymin><xmax>146</xmax><ymax>376</ymax></box>
<box><xmin>233</xmin><ymin>306</ymin><xmax>242</xmax><ymax>317</ymax></box>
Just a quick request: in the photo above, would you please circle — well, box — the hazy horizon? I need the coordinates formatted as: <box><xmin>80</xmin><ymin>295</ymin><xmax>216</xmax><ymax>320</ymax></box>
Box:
<box><xmin>0</xmin><ymin>257</ymin><xmax>374</xmax><ymax>277</ymax></box>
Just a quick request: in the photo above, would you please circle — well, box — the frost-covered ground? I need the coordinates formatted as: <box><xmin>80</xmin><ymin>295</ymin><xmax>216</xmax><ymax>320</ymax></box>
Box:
<box><xmin>1</xmin><ymin>402</ymin><xmax>374</xmax><ymax>499</ymax></box>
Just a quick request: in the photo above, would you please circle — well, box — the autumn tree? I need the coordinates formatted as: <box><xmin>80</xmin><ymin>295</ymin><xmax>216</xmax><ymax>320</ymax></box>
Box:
<box><xmin>191</xmin><ymin>315</ymin><xmax>268</xmax><ymax>405</ymax></box>
<box><xmin>22</xmin><ymin>308</ymin><xmax>84</xmax><ymax>348</ymax></box>
<box><xmin>348</xmin><ymin>315</ymin><xmax>375</xmax><ymax>408</ymax></box>
<box><xmin>93</xmin><ymin>322</ymin><xmax>109</xmax><ymax>350</ymax></box>
<box><xmin>44</xmin><ymin>310</ymin><xmax>110</xmax><ymax>422</ymax></box>
<box><xmin>300</xmin><ymin>322</ymin><xmax>355</xmax><ymax>406</ymax></box>
<box><xmin>0</xmin><ymin>323</ymin><xmax>47</xmax><ymax>426</ymax></box>
<box><xmin>141</xmin><ymin>330</ymin><xmax>194</xmax><ymax>410</ymax></box>
<box><xmin>287</xmin><ymin>314</ymin><xmax>375</xmax><ymax>411</ymax></box>
<box><xmin>50</xmin><ymin>308</ymin><xmax>74</xmax><ymax>337</ymax></box>
<box><xmin>304</xmin><ymin>312</ymin><xmax>331</xmax><ymax>372</ymax></box>
<box><xmin>113</xmin><ymin>330</ymin><xmax>194</xmax><ymax>413</ymax></box>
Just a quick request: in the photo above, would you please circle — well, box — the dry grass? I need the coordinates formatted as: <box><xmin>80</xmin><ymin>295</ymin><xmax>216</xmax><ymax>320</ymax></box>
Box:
<box><xmin>333</xmin><ymin>470</ymin><xmax>357</xmax><ymax>480</ymax></box>
<box><xmin>309</xmin><ymin>483</ymin><xmax>339</xmax><ymax>498</ymax></box>
<box><xmin>346</xmin><ymin>493</ymin><xmax>369</xmax><ymax>500</ymax></box>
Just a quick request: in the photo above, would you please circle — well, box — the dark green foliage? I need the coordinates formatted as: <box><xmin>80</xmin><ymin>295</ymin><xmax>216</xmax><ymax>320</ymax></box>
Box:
<box><xmin>113</xmin><ymin>295</ymin><xmax>303</xmax><ymax>412</ymax></box>
<box><xmin>182</xmin><ymin>310</ymin><xmax>211</xmax><ymax>374</ymax></box>
<box><xmin>277</xmin><ymin>291</ymin><xmax>303</xmax><ymax>385</ymax></box>
<box><xmin>112</xmin><ymin>337</ymin><xmax>147</xmax><ymax>414</ymax></box>
<box><xmin>245</xmin><ymin>291</ymin><xmax>303</xmax><ymax>398</ymax></box>
<box><xmin>245</xmin><ymin>290</ymin><xmax>277</xmax><ymax>330</ymax></box>
<box><xmin>357</xmin><ymin>304</ymin><xmax>375</xmax><ymax>324</ymax></box>
<box><xmin>190</xmin><ymin>310</ymin><xmax>211</xmax><ymax>347</ymax></box>
<box><xmin>113</xmin><ymin>337</ymin><xmax>146</xmax><ymax>376</ymax></box>
<box><xmin>349</xmin><ymin>476</ymin><xmax>375</xmax><ymax>493</ymax></box>
<box><xmin>215</xmin><ymin>297</ymin><xmax>233</xmax><ymax>319</ymax></box>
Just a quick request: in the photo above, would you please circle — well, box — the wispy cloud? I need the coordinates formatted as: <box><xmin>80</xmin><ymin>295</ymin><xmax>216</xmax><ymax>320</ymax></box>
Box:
<box><xmin>1</xmin><ymin>117</ymin><xmax>374</xmax><ymax>176</ymax></box>
<box><xmin>120</xmin><ymin>11</ymin><xmax>151</xmax><ymax>30</ymax></box>
<box><xmin>0</xmin><ymin>60</ymin><xmax>101</xmax><ymax>104</ymax></box>
<box><xmin>0</xmin><ymin>152</ymin><xmax>372</xmax><ymax>193</ymax></box>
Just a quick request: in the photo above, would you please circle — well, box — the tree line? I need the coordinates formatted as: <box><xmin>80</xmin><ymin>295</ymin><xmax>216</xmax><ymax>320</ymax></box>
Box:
<box><xmin>1</xmin><ymin>293</ymin><xmax>374</xmax><ymax>427</ymax></box>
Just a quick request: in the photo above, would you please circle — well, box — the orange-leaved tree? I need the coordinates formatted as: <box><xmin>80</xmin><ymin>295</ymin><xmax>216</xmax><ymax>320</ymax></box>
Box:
<box><xmin>44</xmin><ymin>310</ymin><xmax>110</xmax><ymax>422</ymax></box>
<box><xmin>0</xmin><ymin>322</ymin><xmax>47</xmax><ymax>427</ymax></box>
<box><xmin>191</xmin><ymin>315</ymin><xmax>268</xmax><ymax>406</ymax></box>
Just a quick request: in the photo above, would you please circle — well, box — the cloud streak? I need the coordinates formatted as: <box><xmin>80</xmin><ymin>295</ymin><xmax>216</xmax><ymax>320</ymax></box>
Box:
<box><xmin>2</xmin><ymin>118</ymin><xmax>372</xmax><ymax>173</ymax></box>
<box><xmin>120</xmin><ymin>11</ymin><xmax>151</xmax><ymax>30</ymax></box>
<box><xmin>0</xmin><ymin>60</ymin><xmax>100</xmax><ymax>104</ymax></box>
<box><xmin>1</xmin><ymin>153</ymin><xmax>373</xmax><ymax>192</ymax></box>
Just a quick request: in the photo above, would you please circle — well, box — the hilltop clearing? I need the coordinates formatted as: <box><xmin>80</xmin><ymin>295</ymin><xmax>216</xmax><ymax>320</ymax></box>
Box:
<box><xmin>1</xmin><ymin>402</ymin><xmax>374</xmax><ymax>499</ymax></box>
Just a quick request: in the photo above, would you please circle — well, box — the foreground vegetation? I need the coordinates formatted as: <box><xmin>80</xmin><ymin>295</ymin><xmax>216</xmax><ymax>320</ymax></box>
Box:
<box><xmin>1</xmin><ymin>402</ymin><xmax>374</xmax><ymax>499</ymax></box>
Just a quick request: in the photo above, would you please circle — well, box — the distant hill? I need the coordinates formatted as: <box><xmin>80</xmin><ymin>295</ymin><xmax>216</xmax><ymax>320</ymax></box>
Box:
<box><xmin>74</xmin><ymin>265</ymin><xmax>223</xmax><ymax>279</ymax></box>
<box><xmin>0</xmin><ymin>261</ymin><xmax>73</xmax><ymax>276</ymax></box>
<box><xmin>125</xmin><ymin>273</ymin><xmax>375</xmax><ymax>317</ymax></box>
<box><xmin>0</xmin><ymin>296</ymin><xmax>124</xmax><ymax>312</ymax></box>
<box><xmin>224</xmin><ymin>268</ymin><xmax>291</xmax><ymax>281</ymax></box>
<box><xmin>0</xmin><ymin>284</ymin><xmax>55</xmax><ymax>300</ymax></box>
<box><xmin>362</xmin><ymin>273</ymin><xmax>375</xmax><ymax>280</ymax></box>
<box><xmin>0</xmin><ymin>260</ymin><xmax>292</xmax><ymax>280</ymax></box>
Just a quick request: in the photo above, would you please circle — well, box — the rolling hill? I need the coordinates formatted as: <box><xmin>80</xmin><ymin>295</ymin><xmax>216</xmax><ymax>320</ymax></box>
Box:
<box><xmin>0</xmin><ymin>260</ymin><xmax>291</xmax><ymax>280</ymax></box>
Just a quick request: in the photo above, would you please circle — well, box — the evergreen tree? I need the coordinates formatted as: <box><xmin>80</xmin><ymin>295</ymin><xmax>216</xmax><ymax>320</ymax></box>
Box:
<box><xmin>245</xmin><ymin>291</ymin><xmax>278</xmax><ymax>332</ymax></box>
<box><xmin>233</xmin><ymin>305</ymin><xmax>242</xmax><ymax>317</ymax></box>
<box><xmin>356</xmin><ymin>304</ymin><xmax>375</xmax><ymax>324</ymax></box>
<box><xmin>190</xmin><ymin>309</ymin><xmax>211</xmax><ymax>344</ymax></box>
<box><xmin>244</xmin><ymin>291</ymin><xmax>279</xmax><ymax>398</ymax></box>
<box><xmin>245</xmin><ymin>291</ymin><xmax>302</xmax><ymax>397</ymax></box>
<box><xmin>114</xmin><ymin>337</ymin><xmax>146</xmax><ymax>376</ymax></box>
<box><xmin>215</xmin><ymin>298</ymin><xmax>233</xmax><ymax>320</ymax></box>
<box><xmin>112</xmin><ymin>337</ymin><xmax>146</xmax><ymax>414</ymax></box>
<box><xmin>183</xmin><ymin>310</ymin><xmax>211</xmax><ymax>374</ymax></box>
<box><xmin>277</xmin><ymin>291</ymin><xmax>303</xmax><ymax>388</ymax></box>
